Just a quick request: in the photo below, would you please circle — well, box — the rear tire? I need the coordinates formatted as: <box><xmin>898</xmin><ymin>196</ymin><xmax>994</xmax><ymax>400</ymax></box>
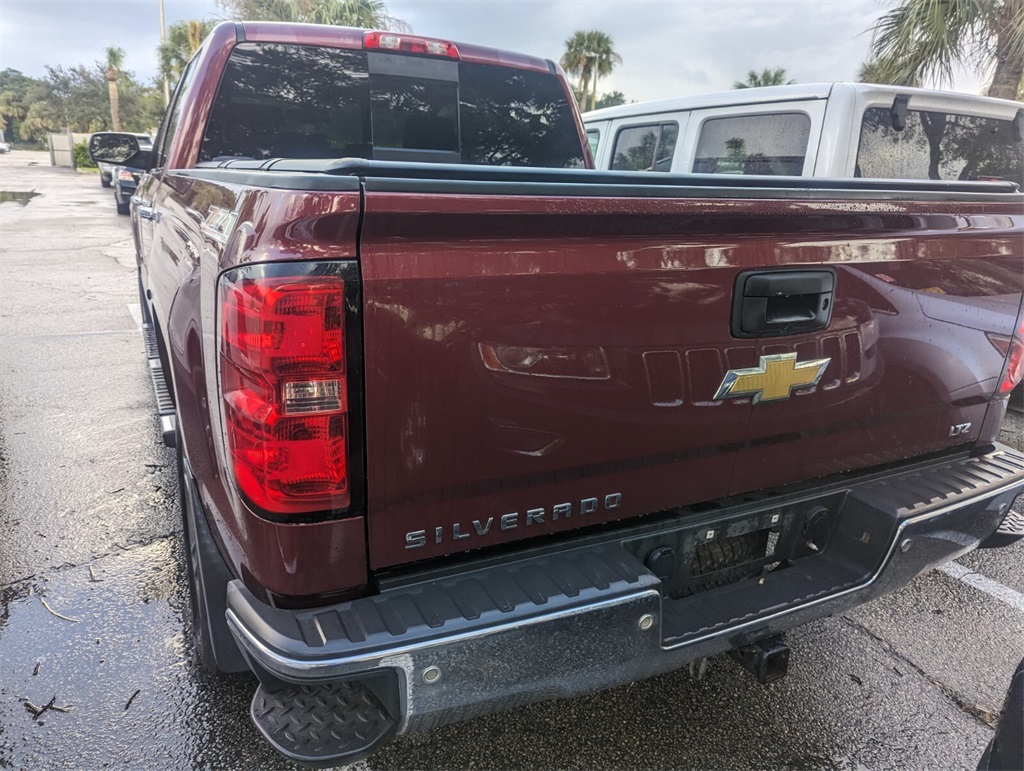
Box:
<box><xmin>115</xmin><ymin>192</ymin><xmax>129</xmax><ymax>215</ymax></box>
<box><xmin>176</xmin><ymin>428</ymin><xmax>249</xmax><ymax>674</ymax></box>
<box><xmin>176</xmin><ymin>431</ymin><xmax>220</xmax><ymax>673</ymax></box>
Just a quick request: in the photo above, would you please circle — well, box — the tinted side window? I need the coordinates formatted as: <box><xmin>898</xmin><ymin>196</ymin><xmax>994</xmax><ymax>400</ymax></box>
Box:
<box><xmin>459</xmin><ymin>62</ymin><xmax>586</xmax><ymax>168</ymax></box>
<box><xmin>586</xmin><ymin>129</ymin><xmax>600</xmax><ymax>158</ymax></box>
<box><xmin>693</xmin><ymin>113</ymin><xmax>810</xmax><ymax>175</ymax></box>
<box><xmin>612</xmin><ymin>123</ymin><xmax>678</xmax><ymax>172</ymax></box>
<box><xmin>856</xmin><ymin>107</ymin><xmax>1023</xmax><ymax>184</ymax></box>
<box><xmin>155</xmin><ymin>56</ymin><xmax>200</xmax><ymax>166</ymax></box>
<box><xmin>201</xmin><ymin>44</ymin><xmax>371</xmax><ymax>161</ymax></box>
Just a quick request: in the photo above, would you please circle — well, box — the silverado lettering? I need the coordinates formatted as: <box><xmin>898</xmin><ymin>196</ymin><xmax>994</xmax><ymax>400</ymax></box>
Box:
<box><xmin>405</xmin><ymin>493</ymin><xmax>624</xmax><ymax>549</ymax></box>
<box><xmin>88</xmin><ymin>20</ymin><xmax>1024</xmax><ymax>768</ymax></box>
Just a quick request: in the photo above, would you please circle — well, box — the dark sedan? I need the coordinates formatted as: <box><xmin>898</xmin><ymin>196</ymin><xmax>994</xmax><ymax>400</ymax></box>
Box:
<box><xmin>112</xmin><ymin>165</ymin><xmax>143</xmax><ymax>215</ymax></box>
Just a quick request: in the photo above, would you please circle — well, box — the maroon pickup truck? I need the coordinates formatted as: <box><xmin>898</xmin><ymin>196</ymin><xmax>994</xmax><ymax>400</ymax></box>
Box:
<box><xmin>90</xmin><ymin>21</ymin><xmax>1024</xmax><ymax>767</ymax></box>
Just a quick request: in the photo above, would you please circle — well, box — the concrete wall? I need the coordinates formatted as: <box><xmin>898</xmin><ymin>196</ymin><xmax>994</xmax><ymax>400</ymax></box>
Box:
<box><xmin>48</xmin><ymin>132</ymin><xmax>75</xmax><ymax>167</ymax></box>
<box><xmin>48</xmin><ymin>132</ymin><xmax>93</xmax><ymax>167</ymax></box>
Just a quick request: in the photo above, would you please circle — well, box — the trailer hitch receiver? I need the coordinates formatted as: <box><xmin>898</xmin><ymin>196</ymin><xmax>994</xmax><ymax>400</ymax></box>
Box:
<box><xmin>728</xmin><ymin>635</ymin><xmax>790</xmax><ymax>684</ymax></box>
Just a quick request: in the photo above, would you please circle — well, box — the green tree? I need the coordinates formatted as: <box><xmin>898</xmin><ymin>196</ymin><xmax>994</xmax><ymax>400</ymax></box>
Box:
<box><xmin>560</xmin><ymin>31</ymin><xmax>594</xmax><ymax>109</ymax></box>
<box><xmin>159</xmin><ymin>20</ymin><xmax>215</xmax><ymax>88</ymax></box>
<box><xmin>104</xmin><ymin>46</ymin><xmax>125</xmax><ymax>131</ymax></box>
<box><xmin>858</xmin><ymin>56</ymin><xmax>922</xmax><ymax>85</ymax></box>
<box><xmin>595</xmin><ymin>90</ymin><xmax>627</xmax><ymax>109</ymax></box>
<box><xmin>733</xmin><ymin>67</ymin><xmax>796</xmax><ymax>89</ymax></box>
<box><xmin>18</xmin><ymin>62</ymin><xmax>161</xmax><ymax>142</ymax></box>
<box><xmin>0</xmin><ymin>69</ymin><xmax>42</xmax><ymax>142</ymax></box>
<box><xmin>587</xmin><ymin>32</ymin><xmax>622</xmax><ymax>112</ymax></box>
<box><xmin>560</xmin><ymin>30</ymin><xmax>622</xmax><ymax>112</ymax></box>
<box><xmin>868</xmin><ymin>0</ymin><xmax>1024</xmax><ymax>99</ymax></box>
<box><xmin>216</xmin><ymin>0</ymin><xmax>409</xmax><ymax>30</ymax></box>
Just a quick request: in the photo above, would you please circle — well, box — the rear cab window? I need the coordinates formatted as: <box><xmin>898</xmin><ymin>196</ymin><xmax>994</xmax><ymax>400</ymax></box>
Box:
<box><xmin>692</xmin><ymin>113</ymin><xmax>810</xmax><ymax>175</ymax></box>
<box><xmin>200</xmin><ymin>42</ymin><xmax>586</xmax><ymax>168</ymax></box>
<box><xmin>856</xmin><ymin>107</ymin><xmax>1024</xmax><ymax>185</ymax></box>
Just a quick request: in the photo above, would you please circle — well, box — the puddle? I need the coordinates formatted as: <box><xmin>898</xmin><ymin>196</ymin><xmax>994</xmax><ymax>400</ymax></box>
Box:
<box><xmin>0</xmin><ymin>190</ymin><xmax>40</xmax><ymax>206</ymax></box>
<box><xmin>69</xmin><ymin>200</ymin><xmax>99</xmax><ymax>205</ymax></box>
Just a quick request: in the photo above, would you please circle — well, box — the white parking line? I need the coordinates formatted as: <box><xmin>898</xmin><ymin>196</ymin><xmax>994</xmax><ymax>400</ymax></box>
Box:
<box><xmin>938</xmin><ymin>561</ymin><xmax>1024</xmax><ymax>613</ymax></box>
<box><xmin>127</xmin><ymin>303</ymin><xmax>142</xmax><ymax>329</ymax></box>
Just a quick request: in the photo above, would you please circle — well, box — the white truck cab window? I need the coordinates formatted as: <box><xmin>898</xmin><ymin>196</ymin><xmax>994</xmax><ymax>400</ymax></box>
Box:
<box><xmin>857</xmin><ymin>107</ymin><xmax>1023</xmax><ymax>184</ymax></box>
<box><xmin>693</xmin><ymin>113</ymin><xmax>810</xmax><ymax>175</ymax></box>
<box><xmin>612</xmin><ymin>123</ymin><xmax>679</xmax><ymax>171</ymax></box>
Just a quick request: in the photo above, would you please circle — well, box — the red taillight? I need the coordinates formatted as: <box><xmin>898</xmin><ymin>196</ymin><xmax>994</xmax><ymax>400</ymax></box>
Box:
<box><xmin>363</xmin><ymin>30</ymin><xmax>460</xmax><ymax>59</ymax></box>
<box><xmin>220</xmin><ymin>271</ymin><xmax>350</xmax><ymax>515</ymax></box>
<box><xmin>991</xmin><ymin>311</ymin><xmax>1024</xmax><ymax>397</ymax></box>
<box><xmin>1000</xmin><ymin>337</ymin><xmax>1024</xmax><ymax>395</ymax></box>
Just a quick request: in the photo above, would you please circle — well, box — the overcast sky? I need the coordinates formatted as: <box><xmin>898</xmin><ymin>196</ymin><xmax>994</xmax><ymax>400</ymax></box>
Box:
<box><xmin>1</xmin><ymin>0</ymin><xmax>987</xmax><ymax>100</ymax></box>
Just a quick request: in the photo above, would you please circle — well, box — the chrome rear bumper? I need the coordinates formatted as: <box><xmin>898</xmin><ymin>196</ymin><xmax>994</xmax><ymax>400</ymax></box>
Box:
<box><xmin>227</xmin><ymin>445</ymin><xmax>1024</xmax><ymax>745</ymax></box>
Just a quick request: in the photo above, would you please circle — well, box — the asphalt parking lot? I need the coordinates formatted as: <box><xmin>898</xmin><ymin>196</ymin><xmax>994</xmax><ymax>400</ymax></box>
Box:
<box><xmin>1</xmin><ymin>150</ymin><xmax>1023</xmax><ymax>769</ymax></box>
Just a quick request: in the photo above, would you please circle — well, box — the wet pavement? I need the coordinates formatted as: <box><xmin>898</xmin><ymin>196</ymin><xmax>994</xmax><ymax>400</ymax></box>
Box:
<box><xmin>1</xmin><ymin>149</ymin><xmax>1023</xmax><ymax>769</ymax></box>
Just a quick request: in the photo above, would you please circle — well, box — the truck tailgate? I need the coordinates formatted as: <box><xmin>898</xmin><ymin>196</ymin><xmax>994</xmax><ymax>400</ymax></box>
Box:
<box><xmin>358</xmin><ymin>183</ymin><xmax>1024</xmax><ymax>569</ymax></box>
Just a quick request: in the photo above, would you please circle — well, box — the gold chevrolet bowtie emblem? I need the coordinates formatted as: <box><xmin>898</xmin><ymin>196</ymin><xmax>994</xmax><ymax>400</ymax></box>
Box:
<box><xmin>714</xmin><ymin>353</ymin><xmax>830</xmax><ymax>404</ymax></box>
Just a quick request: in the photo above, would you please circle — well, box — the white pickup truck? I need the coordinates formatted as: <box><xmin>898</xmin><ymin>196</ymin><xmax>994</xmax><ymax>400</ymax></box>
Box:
<box><xmin>584</xmin><ymin>82</ymin><xmax>1024</xmax><ymax>410</ymax></box>
<box><xmin>583</xmin><ymin>82</ymin><xmax>1022</xmax><ymax>183</ymax></box>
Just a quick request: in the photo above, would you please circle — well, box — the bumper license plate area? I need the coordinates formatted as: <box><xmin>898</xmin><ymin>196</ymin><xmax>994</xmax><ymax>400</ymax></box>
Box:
<box><xmin>623</xmin><ymin>492</ymin><xmax>849</xmax><ymax>600</ymax></box>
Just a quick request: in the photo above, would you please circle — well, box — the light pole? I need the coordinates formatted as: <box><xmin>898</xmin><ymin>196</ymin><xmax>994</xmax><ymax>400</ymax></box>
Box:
<box><xmin>159</xmin><ymin>0</ymin><xmax>170</xmax><ymax>105</ymax></box>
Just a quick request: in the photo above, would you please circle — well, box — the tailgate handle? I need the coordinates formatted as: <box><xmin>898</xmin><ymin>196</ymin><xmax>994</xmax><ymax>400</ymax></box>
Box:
<box><xmin>732</xmin><ymin>270</ymin><xmax>834</xmax><ymax>338</ymax></box>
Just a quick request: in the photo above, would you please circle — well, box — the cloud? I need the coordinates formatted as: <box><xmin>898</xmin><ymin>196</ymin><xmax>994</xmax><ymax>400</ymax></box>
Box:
<box><xmin>2</xmin><ymin>0</ymin><xmax>222</xmax><ymax>84</ymax></box>
<box><xmin>1</xmin><ymin>0</ymin><xmax>987</xmax><ymax>95</ymax></box>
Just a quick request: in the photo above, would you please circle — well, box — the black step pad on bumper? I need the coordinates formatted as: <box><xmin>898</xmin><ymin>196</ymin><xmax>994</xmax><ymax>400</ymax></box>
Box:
<box><xmin>251</xmin><ymin>679</ymin><xmax>397</xmax><ymax>768</ymax></box>
<box><xmin>999</xmin><ymin>508</ymin><xmax>1024</xmax><ymax>537</ymax></box>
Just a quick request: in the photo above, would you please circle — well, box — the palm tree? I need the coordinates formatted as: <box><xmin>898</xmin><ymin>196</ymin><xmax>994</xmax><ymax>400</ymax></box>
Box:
<box><xmin>561</xmin><ymin>30</ymin><xmax>623</xmax><ymax>112</ymax></box>
<box><xmin>314</xmin><ymin>0</ymin><xmax>409</xmax><ymax>28</ymax></box>
<box><xmin>216</xmin><ymin>0</ymin><xmax>409</xmax><ymax>30</ymax></box>
<box><xmin>104</xmin><ymin>46</ymin><xmax>124</xmax><ymax>131</ymax></box>
<box><xmin>159</xmin><ymin>20</ymin><xmax>215</xmax><ymax>87</ymax></box>
<box><xmin>868</xmin><ymin>0</ymin><xmax>1024</xmax><ymax>100</ymax></box>
<box><xmin>858</xmin><ymin>57</ymin><xmax>922</xmax><ymax>86</ymax></box>
<box><xmin>561</xmin><ymin>31</ymin><xmax>595</xmax><ymax>109</ymax></box>
<box><xmin>732</xmin><ymin>68</ymin><xmax>796</xmax><ymax>89</ymax></box>
<box><xmin>587</xmin><ymin>32</ymin><xmax>622</xmax><ymax>113</ymax></box>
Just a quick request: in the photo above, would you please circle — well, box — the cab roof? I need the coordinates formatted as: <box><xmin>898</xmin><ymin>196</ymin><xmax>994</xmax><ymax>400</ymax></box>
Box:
<box><xmin>582</xmin><ymin>82</ymin><xmax>1023</xmax><ymax>121</ymax></box>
